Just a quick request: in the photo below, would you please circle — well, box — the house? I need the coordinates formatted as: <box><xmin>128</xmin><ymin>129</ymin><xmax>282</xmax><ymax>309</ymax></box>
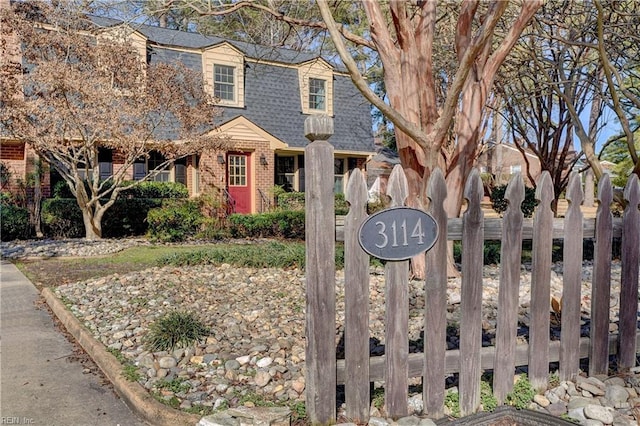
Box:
<box><xmin>0</xmin><ymin>9</ymin><xmax>374</xmax><ymax>214</ymax></box>
<box><xmin>476</xmin><ymin>141</ymin><xmax>542</xmax><ymax>186</ymax></box>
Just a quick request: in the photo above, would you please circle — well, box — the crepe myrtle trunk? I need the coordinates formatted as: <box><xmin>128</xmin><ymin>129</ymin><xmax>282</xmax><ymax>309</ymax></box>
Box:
<box><xmin>75</xmin><ymin>182</ymin><xmax>107</xmax><ymax>240</ymax></box>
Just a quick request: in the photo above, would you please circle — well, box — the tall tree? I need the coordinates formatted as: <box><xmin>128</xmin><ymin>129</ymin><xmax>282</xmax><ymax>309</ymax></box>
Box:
<box><xmin>494</xmin><ymin>1</ymin><xmax>603</xmax><ymax>214</ymax></box>
<box><xmin>145</xmin><ymin>0</ymin><xmax>543</xmax><ymax>276</ymax></box>
<box><xmin>543</xmin><ymin>0</ymin><xmax>640</xmax><ymax>182</ymax></box>
<box><xmin>0</xmin><ymin>1</ymin><xmax>226</xmax><ymax>239</ymax></box>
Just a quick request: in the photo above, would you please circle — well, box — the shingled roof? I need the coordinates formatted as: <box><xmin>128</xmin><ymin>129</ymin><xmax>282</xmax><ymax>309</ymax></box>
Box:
<box><xmin>89</xmin><ymin>15</ymin><xmax>322</xmax><ymax>66</ymax></box>
<box><xmin>89</xmin><ymin>15</ymin><xmax>373</xmax><ymax>153</ymax></box>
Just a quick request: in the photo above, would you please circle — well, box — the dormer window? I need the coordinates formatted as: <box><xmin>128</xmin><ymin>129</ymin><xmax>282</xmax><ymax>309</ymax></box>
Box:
<box><xmin>202</xmin><ymin>43</ymin><xmax>245</xmax><ymax>108</ymax></box>
<box><xmin>298</xmin><ymin>59</ymin><xmax>333</xmax><ymax>116</ymax></box>
<box><xmin>214</xmin><ymin>64</ymin><xmax>235</xmax><ymax>102</ymax></box>
<box><xmin>309</xmin><ymin>78</ymin><xmax>326</xmax><ymax>111</ymax></box>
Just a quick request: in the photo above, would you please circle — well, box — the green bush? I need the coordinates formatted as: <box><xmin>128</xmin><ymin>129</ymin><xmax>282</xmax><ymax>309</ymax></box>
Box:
<box><xmin>52</xmin><ymin>180</ymin><xmax>74</xmax><ymax>198</ymax></box>
<box><xmin>228</xmin><ymin>210</ymin><xmax>305</xmax><ymax>239</ymax></box>
<box><xmin>102</xmin><ymin>198</ymin><xmax>163</xmax><ymax>237</ymax></box>
<box><xmin>453</xmin><ymin>240</ymin><xmax>502</xmax><ymax>265</ymax></box>
<box><xmin>121</xmin><ymin>181</ymin><xmax>188</xmax><ymax>199</ymax></box>
<box><xmin>145</xmin><ymin>310</ymin><xmax>208</xmax><ymax>352</ymax></box>
<box><xmin>275</xmin><ymin>192</ymin><xmax>350</xmax><ymax>215</ymax></box>
<box><xmin>276</xmin><ymin>191</ymin><xmax>305</xmax><ymax>211</ymax></box>
<box><xmin>41</xmin><ymin>198</ymin><xmax>84</xmax><ymax>238</ymax></box>
<box><xmin>0</xmin><ymin>195</ymin><xmax>32</xmax><ymax>241</ymax></box>
<box><xmin>146</xmin><ymin>199</ymin><xmax>204</xmax><ymax>242</ymax></box>
<box><xmin>42</xmin><ymin>198</ymin><xmax>163</xmax><ymax>238</ymax></box>
<box><xmin>489</xmin><ymin>184</ymin><xmax>538</xmax><ymax>218</ymax></box>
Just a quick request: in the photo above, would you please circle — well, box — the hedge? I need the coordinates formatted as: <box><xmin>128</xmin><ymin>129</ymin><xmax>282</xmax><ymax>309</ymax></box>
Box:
<box><xmin>0</xmin><ymin>199</ymin><xmax>31</xmax><ymax>241</ymax></box>
<box><xmin>42</xmin><ymin>198</ymin><xmax>163</xmax><ymax>238</ymax></box>
<box><xmin>228</xmin><ymin>210</ymin><xmax>305</xmax><ymax>239</ymax></box>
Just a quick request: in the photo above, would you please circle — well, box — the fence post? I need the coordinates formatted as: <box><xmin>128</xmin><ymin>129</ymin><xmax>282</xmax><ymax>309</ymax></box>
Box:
<box><xmin>529</xmin><ymin>171</ymin><xmax>553</xmax><ymax>391</ymax></box>
<box><xmin>423</xmin><ymin>168</ymin><xmax>447</xmax><ymax>418</ymax></box>
<box><xmin>618</xmin><ymin>174</ymin><xmax>640</xmax><ymax>369</ymax></box>
<box><xmin>590</xmin><ymin>174</ymin><xmax>613</xmax><ymax>375</ymax></box>
<box><xmin>344</xmin><ymin>168</ymin><xmax>370</xmax><ymax>423</ymax></box>
<box><xmin>304</xmin><ymin>114</ymin><xmax>336</xmax><ymax>424</ymax></box>
<box><xmin>459</xmin><ymin>169</ymin><xmax>484</xmax><ymax>416</ymax></box>
<box><xmin>493</xmin><ymin>173</ymin><xmax>524</xmax><ymax>404</ymax></box>
<box><xmin>384</xmin><ymin>164</ymin><xmax>410</xmax><ymax>419</ymax></box>
<box><xmin>559</xmin><ymin>172</ymin><xmax>584</xmax><ymax>382</ymax></box>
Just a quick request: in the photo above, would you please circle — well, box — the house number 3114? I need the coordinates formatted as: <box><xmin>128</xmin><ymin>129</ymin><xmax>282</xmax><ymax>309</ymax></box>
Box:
<box><xmin>374</xmin><ymin>219</ymin><xmax>426</xmax><ymax>248</ymax></box>
<box><xmin>358</xmin><ymin>207</ymin><xmax>439</xmax><ymax>261</ymax></box>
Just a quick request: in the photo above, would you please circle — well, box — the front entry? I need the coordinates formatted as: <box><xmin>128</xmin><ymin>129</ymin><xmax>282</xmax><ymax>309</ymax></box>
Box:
<box><xmin>227</xmin><ymin>152</ymin><xmax>252</xmax><ymax>214</ymax></box>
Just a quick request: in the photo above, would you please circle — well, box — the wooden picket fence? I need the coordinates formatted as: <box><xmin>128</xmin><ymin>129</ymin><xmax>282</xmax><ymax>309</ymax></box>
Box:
<box><xmin>305</xmin><ymin>163</ymin><xmax>640</xmax><ymax>424</ymax></box>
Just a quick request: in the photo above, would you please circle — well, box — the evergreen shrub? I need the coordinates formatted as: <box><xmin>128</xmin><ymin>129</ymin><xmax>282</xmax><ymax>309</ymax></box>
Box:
<box><xmin>146</xmin><ymin>199</ymin><xmax>204</xmax><ymax>242</ymax></box>
<box><xmin>228</xmin><ymin>210</ymin><xmax>305</xmax><ymax>239</ymax></box>
<box><xmin>0</xmin><ymin>194</ymin><xmax>32</xmax><ymax>241</ymax></box>
<box><xmin>490</xmin><ymin>184</ymin><xmax>537</xmax><ymax>218</ymax></box>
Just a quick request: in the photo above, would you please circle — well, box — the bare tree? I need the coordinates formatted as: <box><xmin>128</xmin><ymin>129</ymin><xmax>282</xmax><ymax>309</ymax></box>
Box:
<box><xmin>144</xmin><ymin>0</ymin><xmax>542</xmax><ymax>277</ymax></box>
<box><xmin>0</xmin><ymin>1</ymin><xmax>227</xmax><ymax>239</ymax></box>
<box><xmin>494</xmin><ymin>2</ymin><xmax>603</xmax><ymax>214</ymax></box>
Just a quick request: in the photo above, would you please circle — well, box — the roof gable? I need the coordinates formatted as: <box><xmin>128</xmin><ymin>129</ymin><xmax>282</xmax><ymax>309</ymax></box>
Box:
<box><xmin>213</xmin><ymin>116</ymin><xmax>288</xmax><ymax>150</ymax></box>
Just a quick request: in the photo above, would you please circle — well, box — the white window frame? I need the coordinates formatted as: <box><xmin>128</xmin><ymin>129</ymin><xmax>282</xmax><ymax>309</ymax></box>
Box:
<box><xmin>308</xmin><ymin>78</ymin><xmax>326</xmax><ymax>112</ymax></box>
<box><xmin>214</xmin><ymin>64</ymin><xmax>235</xmax><ymax>102</ymax></box>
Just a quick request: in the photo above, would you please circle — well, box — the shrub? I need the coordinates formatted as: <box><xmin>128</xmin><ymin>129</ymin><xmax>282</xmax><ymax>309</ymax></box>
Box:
<box><xmin>452</xmin><ymin>240</ymin><xmax>502</xmax><ymax>265</ymax></box>
<box><xmin>146</xmin><ymin>199</ymin><xmax>204</xmax><ymax>242</ymax></box>
<box><xmin>275</xmin><ymin>191</ymin><xmax>350</xmax><ymax>215</ymax></box>
<box><xmin>145</xmin><ymin>310</ymin><xmax>208</xmax><ymax>352</ymax></box>
<box><xmin>228</xmin><ymin>210</ymin><xmax>305</xmax><ymax>239</ymax></box>
<box><xmin>52</xmin><ymin>180</ymin><xmax>74</xmax><ymax>198</ymax></box>
<box><xmin>490</xmin><ymin>184</ymin><xmax>537</xmax><ymax>218</ymax></box>
<box><xmin>1</xmin><ymin>194</ymin><xmax>31</xmax><ymax>241</ymax></box>
<box><xmin>41</xmin><ymin>198</ymin><xmax>84</xmax><ymax>238</ymax></box>
<box><xmin>120</xmin><ymin>181</ymin><xmax>188</xmax><ymax>199</ymax></box>
<box><xmin>102</xmin><ymin>198</ymin><xmax>163</xmax><ymax>238</ymax></box>
<box><xmin>335</xmin><ymin>193</ymin><xmax>349</xmax><ymax>215</ymax></box>
<box><xmin>276</xmin><ymin>191</ymin><xmax>305</xmax><ymax>211</ymax></box>
<box><xmin>42</xmin><ymin>198</ymin><xmax>163</xmax><ymax>238</ymax></box>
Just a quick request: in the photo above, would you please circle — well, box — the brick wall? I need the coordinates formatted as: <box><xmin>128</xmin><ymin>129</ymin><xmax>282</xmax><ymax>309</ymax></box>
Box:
<box><xmin>1</xmin><ymin>143</ymin><xmax>25</xmax><ymax>194</ymax></box>
<box><xmin>198</xmin><ymin>140</ymin><xmax>274</xmax><ymax>214</ymax></box>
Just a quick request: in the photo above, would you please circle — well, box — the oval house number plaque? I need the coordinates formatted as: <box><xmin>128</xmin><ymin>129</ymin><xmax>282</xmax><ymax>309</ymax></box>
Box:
<box><xmin>358</xmin><ymin>207</ymin><xmax>439</xmax><ymax>261</ymax></box>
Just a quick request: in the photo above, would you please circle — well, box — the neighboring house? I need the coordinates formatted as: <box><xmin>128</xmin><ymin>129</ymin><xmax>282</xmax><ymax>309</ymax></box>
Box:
<box><xmin>476</xmin><ymin>141</ymin><xmax>542</xmax><ymax>186</ymax></box>
<box><xmin>1</xmin><ymin>13</ymin><xmax>374</xmax><ymax>214</ymax></box>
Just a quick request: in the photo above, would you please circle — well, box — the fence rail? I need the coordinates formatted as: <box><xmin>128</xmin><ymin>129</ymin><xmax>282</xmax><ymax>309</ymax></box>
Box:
<box><xmin>306</xmin><ymin>164</ymin><xmax>640</xmax><ymax>424</ymax></box>
<box><xmin>337</xmin><ymin>216</ymin><xmax>626</xmax><ymax>241</ymax></box>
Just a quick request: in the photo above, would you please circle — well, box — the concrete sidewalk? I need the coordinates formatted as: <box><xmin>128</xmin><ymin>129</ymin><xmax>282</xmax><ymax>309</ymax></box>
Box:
<box><xmin>1</xmin><ymin>260</ymin><xmax>149</xmax><ymax>426</ymax></box>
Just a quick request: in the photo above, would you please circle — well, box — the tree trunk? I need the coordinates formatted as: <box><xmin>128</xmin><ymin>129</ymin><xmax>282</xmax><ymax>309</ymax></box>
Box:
<box><xmin>33</xmin><ymin>178</ymin><xmax>43</xmax><ymax>238</ymax></box>
<box><xmin>81</xmin><ymin>207</ymin><xmax>102</xmax><ymax>240</ymax></box>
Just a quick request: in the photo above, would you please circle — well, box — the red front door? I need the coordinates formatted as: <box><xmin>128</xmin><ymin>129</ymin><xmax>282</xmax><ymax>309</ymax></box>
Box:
<box><xmin>227</xmin><ymin>153</ymin><xmax>251</xmax><ymax>214</ymax></box>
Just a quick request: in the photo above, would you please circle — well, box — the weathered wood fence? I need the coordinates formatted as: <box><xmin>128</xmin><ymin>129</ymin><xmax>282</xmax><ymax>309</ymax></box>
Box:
<box><xmin>305</xmin><ymin>162</ymin><xmax>640</xmax><ymax>424</ymax></box>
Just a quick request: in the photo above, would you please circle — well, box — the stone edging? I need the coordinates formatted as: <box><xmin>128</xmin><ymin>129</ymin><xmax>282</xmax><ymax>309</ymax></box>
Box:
<box><xmin>42</xmin><ymin>287</ymin><xmax>202</xmax><ymax>426</ymax></box>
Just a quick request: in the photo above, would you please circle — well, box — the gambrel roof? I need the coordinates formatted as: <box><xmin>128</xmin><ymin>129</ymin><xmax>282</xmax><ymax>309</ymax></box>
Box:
<box><xmin>89</xmin><ymin>15</ymin><xmax>374</xmax><ymax>154</ymax></box>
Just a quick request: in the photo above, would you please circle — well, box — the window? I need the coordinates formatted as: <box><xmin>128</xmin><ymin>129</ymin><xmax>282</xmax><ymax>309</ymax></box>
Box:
<box><xmin>174</xmin><ymin>157</ymin><xmax>187</xmax><ymax>186</ymax></box>
<box><xmin>148</xmin><ymin>151</ymin><xmax>169</xmax><ymax>182</ymax></box>
<box><xmin>275</xmin><ymin>156</ymin><xmax>295</xmax><ymax>191</ymax></box>
<box><xmin>510</xmin><ymin>164</ymin><xmax>522</xmax><ymax>174</ymax></box>
<box><xmin>228</xmin><ymin>155</ymin><xmax>246</xmax><ymax>186</ymax></box>
<box><xmin>309</xmin><ymin>78</ymin><xmax>326</xmax><ymax>111</ymax></box>
<box><xmin>214</xmin><ymin>64</ymin><xmax>235</xmax><ymax>102</ymax></box>
<box><xmin>98</xmin><ymin>148</ymin><xmax>112</xmax><ymax>181</ymax></box>
<box><xmin>134</xmin><ymin>151</ymin><xmax>171</xmax><ymax>182</ymax></box>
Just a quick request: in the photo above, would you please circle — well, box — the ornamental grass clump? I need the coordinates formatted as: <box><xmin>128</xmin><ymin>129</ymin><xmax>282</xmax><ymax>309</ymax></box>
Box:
<box><xmin>145</xmin><ymin>310</ymin><xmax>209</xmax><ymax>352</ymax></box>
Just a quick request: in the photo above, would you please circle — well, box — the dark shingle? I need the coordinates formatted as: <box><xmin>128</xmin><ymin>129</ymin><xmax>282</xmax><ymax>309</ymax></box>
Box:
<box><xmin>89</xmin><ymin>15</ymin><xmax>373</xmax><ymax>153</ymax></box>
